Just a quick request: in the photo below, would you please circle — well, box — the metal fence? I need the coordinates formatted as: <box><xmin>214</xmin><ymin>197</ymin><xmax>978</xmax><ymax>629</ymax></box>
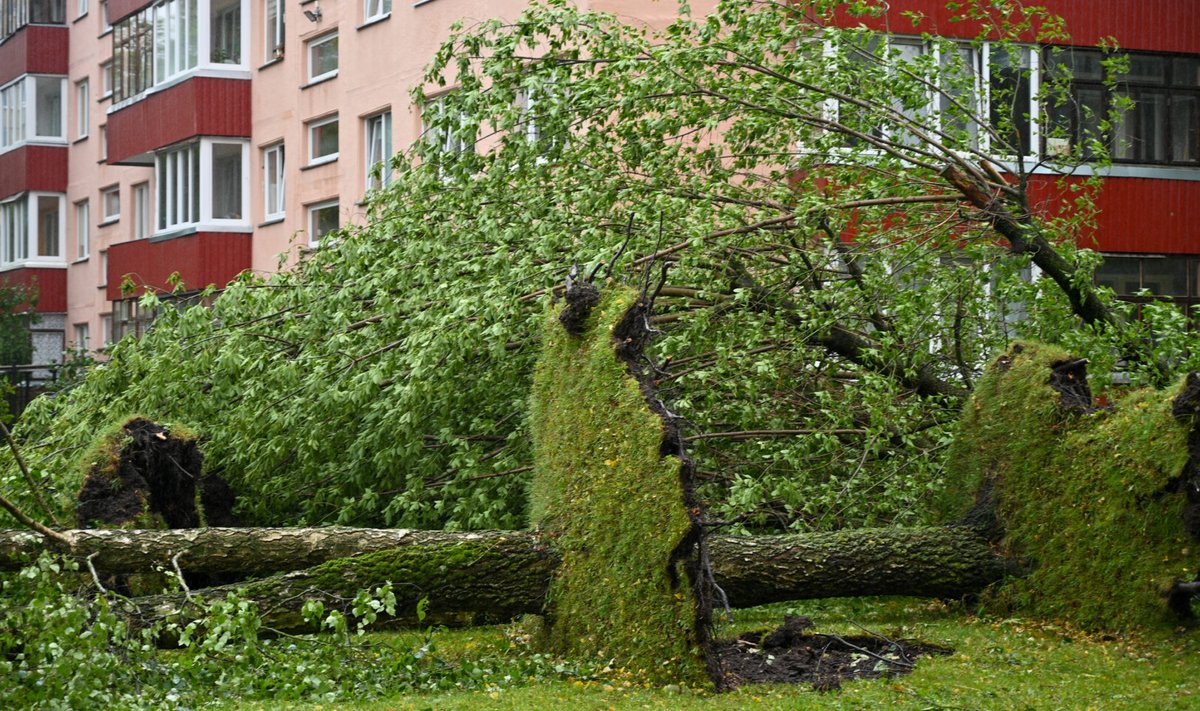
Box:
<box><xmin>2</xmin><ymin>364</ymin><xmax>60</xmax><ymax>419</ymax></box>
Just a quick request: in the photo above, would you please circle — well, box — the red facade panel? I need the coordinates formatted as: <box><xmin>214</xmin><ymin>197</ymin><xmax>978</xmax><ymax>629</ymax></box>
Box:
<box><xmin>1028</xmin><ymin>176</ymin><xmax>1200</xmax><ymax>255</ymax></box>
<box><xmin>106</xmin><ymin>232</ymin><xmax>252</xmax><ymax>301</ymax></box>
<box><xmin>0</xmin><ymin>25</ymin><xmax>69</xmax><ymax>86</ymax></box>
<box><xmin>857</xmin><ymin>1</ymin><xmax>1198</xmax><ymax>53</ymax></box>
<box><xmin>0</xmin><ymin>146</ymin><xmax>68</xmax><ymax>200</ymax></box>
<box><xmin>106</xmin><ymin>78</ymin><xmax>251</xmax><ymax>164</ymax></box>
<box><xmin>0</xmin><ymin>267</ymin><xmax>67</xmax><ymax>313</ymax></box>
<box><xmin>107</xmin><ymin>0</ymin><xmax>154</xmax><ymax>25</ymax></box>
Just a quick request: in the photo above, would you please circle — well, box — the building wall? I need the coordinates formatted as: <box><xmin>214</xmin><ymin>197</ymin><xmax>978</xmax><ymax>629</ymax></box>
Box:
<box><xmin>65</xmin><ymin>1</ymin><xmax>154</xmax><ymax>352</ymax></box>
<box><xmin>38</xmin><ymin>0</ymin><xmax>1200</xmax><ymax>352</ymax></box>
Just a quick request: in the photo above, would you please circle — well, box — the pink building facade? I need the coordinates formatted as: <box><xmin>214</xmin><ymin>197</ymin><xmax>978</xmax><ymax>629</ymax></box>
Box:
<box><xmin>0</xmin><ymin>0</ymin><xmax>1197</xmax><ymax>365</ymax></box>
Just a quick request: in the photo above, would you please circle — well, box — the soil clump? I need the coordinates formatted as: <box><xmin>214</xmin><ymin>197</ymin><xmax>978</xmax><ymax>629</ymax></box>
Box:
<box><xmin>714</xmin><ymin>615</ymin><xmax>951</xmax><ymax>690</ymax></box>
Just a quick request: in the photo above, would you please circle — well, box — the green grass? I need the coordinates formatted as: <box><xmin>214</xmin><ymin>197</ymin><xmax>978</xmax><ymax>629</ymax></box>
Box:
<box><xmin>245</xmin><ymin>598</ymin><xmax>1200</xmax><ymax>710</ymax></box>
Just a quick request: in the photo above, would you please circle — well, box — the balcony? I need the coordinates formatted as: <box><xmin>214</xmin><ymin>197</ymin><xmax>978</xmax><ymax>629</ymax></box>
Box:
<box><xmin>107</xmin><ymin>78</ymin><xmax>250</xmax><ymax>165</ymax></box>
<box><xmin>0</xmin><ymin>266</ymin><xmax>65</xmax><ymax>313</ymax></box>
<box><xmin>0</xmin><ymin>145</ymin><xmax>66</xmax><ymax>200</ymax></box>
<box><xmin>106</xmin><ymin>0</ymin><xmax>250</xmax><ymax>163</ymax></box>
<box><xmin>106</xmin><ymin>231</ymin><xmax>251</xmax><ymax>301</ymax></box>
<box><xmin>0</xmin><ymin>23</ymin><xmax>66</xmax><ymax>86</ymax></box>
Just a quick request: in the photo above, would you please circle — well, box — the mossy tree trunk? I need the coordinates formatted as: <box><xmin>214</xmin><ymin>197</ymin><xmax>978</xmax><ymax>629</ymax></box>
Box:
<box><xmin>13</xmin><ymin>525</ymin><xmax>1010</xmax><ymax>634</ymax></box>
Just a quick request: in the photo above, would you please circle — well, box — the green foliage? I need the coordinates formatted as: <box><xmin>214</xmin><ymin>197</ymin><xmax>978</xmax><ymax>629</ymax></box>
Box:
<box><xmin>529</xmin><ymin>288</ymin><xmax>709</xmax><ymax>686</ymax></box>
<box><xmin>9</xmin><ymin>1</ymin><xmax>1192</xmax><ymax>532</ymax></box>
<box><xmin>943</xmin><ymin>342</ymin><xmax>1200</xmax><ymax>629</ymax></box>
<box><xmin>0</xmin><ymin>554</ymin><xmax>604</xmax><ymax>710</ymax></box>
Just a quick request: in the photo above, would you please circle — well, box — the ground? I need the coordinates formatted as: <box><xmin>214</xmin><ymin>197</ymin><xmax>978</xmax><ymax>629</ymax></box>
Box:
<box><xmin>241</xmin><ymin>597</ymin><xmax>1200</xmax><ymax>710</ymax></box>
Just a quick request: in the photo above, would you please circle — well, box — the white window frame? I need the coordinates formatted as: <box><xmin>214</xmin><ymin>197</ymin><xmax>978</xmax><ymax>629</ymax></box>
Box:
<box><xmin>101</xmin><ymin>184</ymin><xmax>120</xmax><ymax>223</ymax></box>
<box><xmin>980</xmin><ymin>43</ymin><xmax>1040</xmax><ymax>160</ymax></box>
<box><xmin>73</xmin><ymin>323</ymin><xmax>90</xmax><ymax>353</ymax></box>
<box><xmin>78</xmin><ymin>0</ymin><xmax>89</xmax><ymax>18</ymax></box>
<box><xmin>133</xmin><ymin>182</ymin><xmax>150</xmax><ymax>238</ymax></box>
<box><xmin>99</xmin><ymin>250</ymin><xmax>108</xmax><ymax>287</ymax></box>
<box><xmin>364</xmin><ymin>111</ymin><xmax>392</xmax><ymax>191</ymax></box>
<box><xmin>100</xmin><ymin>61</ymin><xmax>113</xmax><ymax>99</ymax></box>
<box><xmin>307</xmin><ymin>114</ymin><xmax>338</xmax><ymax>165</ymax></box>
<box><xmin>0</xmin><ymin>76</ymin><xmax>68</xmax><ymax>152</ymax></box>
<box><xmin>262</xmin><ymin>142</ymin><xmax>285</xmax><ymax>220</ymax></box>
<box><xmin>264</xmin><ymin>0</ymin><xmax>284</xmax><ymax>60</ymax></box>
<box><xmin>99</xmin><ymin>124</ymin><xmax>107</xmax><ymax>161</ymax></box>
<box><xmin>307</xmin><ymin>32</ymin><xmax>338</xmax><ymax>83</ymax></box>
<box><xmin>100</xmin><ymin>0</ymin><xmax>110</xmax><ymax>32</ymax></box>
<box><xmin>101</xmin><ymin>313</ymin><xmax>113</xmax><ymax>345</ymax></box>
<box><xmin>155</xmin><ymin>138</ymin><xmax>251</xmax><ymax>234</ymax></box>
<box><xmin>75</xmin><ymin>79</ymin><xmax>89</xmax><ymax>140</ymax></box>
<box><xmin>307</xmin><ymin>199</ymin><xmax>338</xmax><ymax>248</ymax></box>
<box><xmin>422</xmin><ymin>96</ymin><xmax>471</xmax><ymax>156</ymax></box>
<box><xmin>364</xmin><ymin>0</ymin><xmax>390</xmax><ymax>23</ymax></box>
<box><xmin>75</xmin><ymin>199</ymin><xmax>90</xmax><ymax>260</ymax></box>
<box><xmin>0</xmin><ymin>192</ymin><xmax>66</xmax><ymax>268</ymax></box>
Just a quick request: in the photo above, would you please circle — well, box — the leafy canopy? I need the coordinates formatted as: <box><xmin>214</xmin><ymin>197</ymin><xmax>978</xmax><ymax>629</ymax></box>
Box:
<box><xmin>10</xmin><ymin>0</ymin><xmax>1193</xmax><ymax>532</ymax></box>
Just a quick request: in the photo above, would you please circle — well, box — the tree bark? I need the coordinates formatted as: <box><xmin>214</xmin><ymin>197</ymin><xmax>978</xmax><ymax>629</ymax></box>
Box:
<box><xmin>0</xmin><ymin>525</ymin><xmax>1009</xmax><ymax>633</ymax></box>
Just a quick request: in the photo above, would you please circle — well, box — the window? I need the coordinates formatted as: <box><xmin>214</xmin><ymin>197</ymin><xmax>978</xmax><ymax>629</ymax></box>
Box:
<box><xmin>101</xmin><ymin>184</ymin><xmax>120</xmax><ymax>222</ymax></box>
<box><xmin>100</xmin><ymin>0</ymin><xmax>108</xmax><ymax>31</ymax></box>
<box><xmin>99</xmin><ymin>124</ymin><xmax>106</xmax><ymax>160</ymax></box>
<box><xmin>0</xmin><ymin>193</ymin><xmax>65</xmax><ymax>266</ymax></box>
<box><xmin>364</xmin><ymin>111</ymin><xmax>392</xmax><ymax>191</ymax></box>
<box><xmin>987</xmin><ymin>44</ymin><xmax>1037</xmax><ymax>157</ymax></box>
<box><xmin>157</xmin><ymin>142</ymin><xmax>200</xmax><ymax>230</ymax></box>
<box><xmin>422</xmin><ymin>97</ymin><xmax>473</xmax><ymax>171</ymax></box>
<box><xmin>75</xmin><ymin>199</ymin><xmax>89</xmax><ymax>259</ymax></box>
<box><xmin>73</xmin><ymin>323</ymin><xmax>90</xmax><ymax>353</ymax></box>
<box><xmin>155</xmin><ymin>139</ymin><xmax>249</xmax><ymax>232</ymax></box>
<box><xmin>101</xmin><ymin>314</ymin><xmax>113</xmax><ymax>345</ymax></box>
<box><xmin>100</xmin><ymin>61</ymin><xmax>113</xmax><ymax>98</ymax></box>
<box><xmin>307</xmin><ymin>115</ymin><xmax>338</xmax><ymax>164</ymax></box>
<box><xmin>307</xmin><ymin>200</ymin><xmax>338</xmax><ymax>246</ymax></box>
<box><xmin>307</xmin><ymin>32</ymin><xmax>338</xmax><ymax>83</ymax></box>
<box><xmin>1</xmin><ymin>0</ymin><xmax>66</xmax><ymax>40</ymax></box>
<box><xmin>75</xmin><ymin>79</ymin><xmax>88</xmax><ymax>139</ymax></box>
<box><xmin>99</xmin><ymin>249</ymin><xmax>107</xmax><ymax>286</ymax></box>
<box><xmin>210</xmin><ymin>0</ymin><xmax>241</xmax><ymax>64</ymax></box>
<box><xmin>364</xmin><ymin>0</ymin><xmax>389</xmax><ymax>22</ymax></box>
<box><xmin>0</xmin><ymin>76</ymin><xmax>67</xmax><ymax>150</ymax></box>
<box><xmin>1047</xmin><ymin>49</ymin><xmax>1199</xmax><ymax>165</ymax></box>
<box><xmin>78</xmin><ymin>0</ymin><xmax>87</xmax><ymax>18</ymax></box>
<box><xmin>264</xmin><ymin>0</ymin><xmax>283</xmax><ymax>60</ymax></box>
<box><xmin>112</xmin><ymin>0</ymin><xmax>246</xmax><ymax>103</ymax></box>
<box><xmin>262</xmin><ymin>142</ymin><xmax>284</xmax><ymax>219</ymax></box>
<box><xmin>132</xmin><ymin>182</ymin><xmax>150</xmax><ymax>238</ymax></box>
<box><xmin>1095</xmin><ymin>254</ymin><xmax>1200</xmax><ymax>323</ymax></box>
<box><xmin>211</xmin><ymin>141</ymin><xmax>243</xmax><ymax>219</ymax></box>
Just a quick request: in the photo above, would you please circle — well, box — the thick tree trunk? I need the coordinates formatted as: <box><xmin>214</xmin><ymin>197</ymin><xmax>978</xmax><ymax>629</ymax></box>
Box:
<box><xmin>0</xmin><ymin>525</ymin><xmax>1009</xmax><ymax>633</ymax></box>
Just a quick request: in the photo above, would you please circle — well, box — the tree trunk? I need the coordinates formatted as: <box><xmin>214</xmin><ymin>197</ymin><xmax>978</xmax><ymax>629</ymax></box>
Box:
<box><xmin>2</xmin><ymin>525</ymin><xmax>1009</xmax><ymax>633</ymax></box>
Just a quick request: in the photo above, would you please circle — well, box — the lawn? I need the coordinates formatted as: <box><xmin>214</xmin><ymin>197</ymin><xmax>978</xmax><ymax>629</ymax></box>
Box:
<box><xmin>253</xmin><ymin>597</ymin><xmax>1200</xmax><ymax>710</ymax></box>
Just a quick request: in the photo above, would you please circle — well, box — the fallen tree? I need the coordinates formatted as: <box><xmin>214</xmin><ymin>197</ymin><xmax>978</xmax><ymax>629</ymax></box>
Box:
<box><xmin>0</xmin><ymin>524</ymin><xmax>1011</xmax><ymax>630</ymax></box>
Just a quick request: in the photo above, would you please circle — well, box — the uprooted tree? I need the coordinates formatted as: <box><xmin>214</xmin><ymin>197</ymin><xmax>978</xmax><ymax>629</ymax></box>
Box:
<box><xmin>4</xmin><ymin>291</ymin><xmax>1198</xmax><ymax>676</ymax></box>
<box><xmin>3</xmin><ymin>0</ymin><xmax>1200</xmax><ymax>689</ymax></box>
<box><xmin>11</xmin><ymin>0</ymin><xmax>1194</xmax><ymax>537</ymax></box>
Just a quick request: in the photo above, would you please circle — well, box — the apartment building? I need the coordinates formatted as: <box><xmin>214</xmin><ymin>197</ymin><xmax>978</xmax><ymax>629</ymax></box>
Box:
<box><xmin>0</xmin><ymin>0</ymin><xmax>1196</xmax><ymax>366</ymax></box>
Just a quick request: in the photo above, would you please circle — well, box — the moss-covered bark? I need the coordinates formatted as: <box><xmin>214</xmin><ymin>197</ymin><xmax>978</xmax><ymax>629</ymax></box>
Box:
<box><xmin>107</xmin><ymin>526</ymin><xmax>1007</xmax><ymax>635</ymax></box>
<box><xmin>943</xmin><ymin>342</ymin><xmax>1200</xmax><ymax>630</ymax></box>
<box><xmin>529</xmin><ymin>286</ymin><xmax>713</xmax><ymax>686</ymax></box>
<box><xmin>131</xmin><ymin>532</ymin><xmax>559</xmax><ymax>631</ymax></box>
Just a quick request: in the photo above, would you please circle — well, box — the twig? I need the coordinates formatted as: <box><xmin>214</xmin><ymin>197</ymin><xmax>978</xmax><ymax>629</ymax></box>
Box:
<box><xmin>0</xmin><ymin>418</ymin><xmax>59</xmax><ymax>525</ymax></box>
<box><xmin>684</xmin><ymin>429</ymin><xmax>867</xmax><ymax>443</ymax></box>
<box><xmin>819</xmin><ymin>632</ymin><xmax>913</xmax><ymax>669</ymax></box>
<box><xmin>171</xmin><ymin>551</ymin><xmax>192</xmax><ymax>601</ymax></box>
<box><xmin>85</xmin><ymin>551</ymin><xmax>107</xmax><ymax>594</ymax></box>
